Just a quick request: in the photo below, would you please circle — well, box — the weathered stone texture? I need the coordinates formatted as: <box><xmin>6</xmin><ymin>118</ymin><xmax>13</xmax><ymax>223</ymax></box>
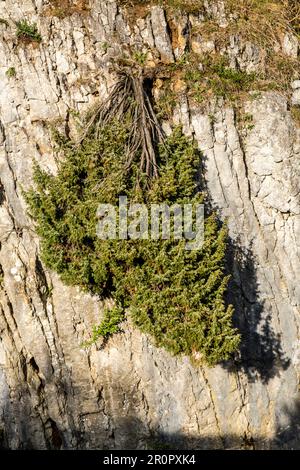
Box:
<box><xmin>0</xmin><ymin>0</ymin><xmax>299</xmax><ymax>449</ymax></box>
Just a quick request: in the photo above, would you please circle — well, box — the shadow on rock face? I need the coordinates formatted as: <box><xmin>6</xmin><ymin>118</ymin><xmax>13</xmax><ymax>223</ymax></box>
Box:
<box><xmin>2</xmin><ymin>393</ymin><xmax>300</xmax><ymax>450</ymax></box>
<box><xmin>199</xmin><ymin>136</ymin><xmax>291</xmax><ymax>384</ymax></box>
<box><xmin>273</xmin><ymin>398</ymin><xmax>300</xmax><ymax>450</ymax></box>
<box><xmin>0</xmin><ymin>180</ymin><xmax>5</xmax><ymax>206</ymax></box>
<box><xmin>108</xmin><ymin>396</ymin><xmax>300</xmax><ymax>450</ymax></box>
<box><xmin>223</xmin><ymin>238</ymin><xmax>290</xmax><ymax>384</ymax></box>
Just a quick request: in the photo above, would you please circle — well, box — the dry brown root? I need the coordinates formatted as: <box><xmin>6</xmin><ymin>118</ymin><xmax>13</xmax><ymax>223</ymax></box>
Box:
<box><xmin>80</xmin><ymin>72</ymin><xmax>166</xmax><ymax>180</ymax></box>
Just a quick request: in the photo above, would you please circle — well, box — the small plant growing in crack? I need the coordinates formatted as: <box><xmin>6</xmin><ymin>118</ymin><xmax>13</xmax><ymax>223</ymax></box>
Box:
<box><xmin>133</xmin><ymin>50</ymin><xmax>149</xmax><ymax>66</ymax></box>
<box><xmin>16</xmin><ymin>20</ymin><xmax>42</xmax><ymax>43</ymax></box>
<box><xmin>101</xmin><ymin>41</ymin><xmax>109</xmax><ymax>54</ymax></box>
<box><xmin>83</xmin><ymin>306</ymin><xmax>125</xmax><ymax>347</ymax></box>
<box><xmin>6</xmin><ymin>67</ymin><xmax>16</xmax><ymax>78</ymax></box>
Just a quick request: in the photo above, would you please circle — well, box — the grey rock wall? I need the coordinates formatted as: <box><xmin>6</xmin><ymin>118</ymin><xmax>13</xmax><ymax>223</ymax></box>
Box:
<box><xmin>0</xmin><ymin>0</ymin><xmax>299</xmax><ymax>449</ymax></box>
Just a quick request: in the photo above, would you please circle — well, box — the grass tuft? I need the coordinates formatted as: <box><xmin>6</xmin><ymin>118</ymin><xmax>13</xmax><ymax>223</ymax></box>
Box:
<box><xmin>16</xmin><ymin>20</ymin><xmax>42</xmax><ymax>43</ymax></box>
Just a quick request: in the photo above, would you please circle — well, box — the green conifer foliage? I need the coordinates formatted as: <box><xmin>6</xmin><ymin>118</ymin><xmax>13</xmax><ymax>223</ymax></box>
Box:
<box><xmin>25</xmin><ymin>77</ymin><xmax>240</xmax><ymax>366</ymax></box>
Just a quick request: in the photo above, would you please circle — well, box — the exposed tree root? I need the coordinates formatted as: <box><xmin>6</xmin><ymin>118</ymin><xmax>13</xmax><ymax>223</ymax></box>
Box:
<box><xmin>80</xmin><ymin>72</ymin><xmax>166</xmax><ymax>180</ymax></box>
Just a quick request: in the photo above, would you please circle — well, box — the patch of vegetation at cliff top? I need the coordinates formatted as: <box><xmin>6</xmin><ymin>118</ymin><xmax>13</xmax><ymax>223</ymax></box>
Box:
<box><xmin>118</xmin><ymin>0</ymin><xmax>205</xmax><ymax>15</ymax></box>
<box><xmin>44</xmin><ymin>0</ymin><xmax>90</xmax><ymax>18</ymax></box>
<box><xmin>117</xmin><ymin>1</ymin><xmax>300</xmax><ymax>54</ymax></box>
<box><xmin>118</xmin><ymin>0</ymin><xmax>300</xmax><ymax>24</ymax></box>
<box><xmin>117</xmin><ymin>0</ymin><xmax>300</xmax><ymax>110</ymax></box>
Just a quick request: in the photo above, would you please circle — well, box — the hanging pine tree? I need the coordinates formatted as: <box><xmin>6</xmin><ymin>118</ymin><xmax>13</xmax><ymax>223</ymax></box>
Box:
<box><xmin>25</xmin><ymin>72</ymin><xmax>240</xmax><ymax>366</ymax></box>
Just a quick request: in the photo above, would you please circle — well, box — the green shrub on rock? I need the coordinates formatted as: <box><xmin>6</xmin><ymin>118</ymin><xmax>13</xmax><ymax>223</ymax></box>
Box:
<box><xmin>16</xmin><ymin>20</ymin><xmax>42</xmax><ymax>43</ymax></box>
<box><xmin>26</xmin><ymin>75</ymin><xmax>240</xmax><ymax>366</ymax></box>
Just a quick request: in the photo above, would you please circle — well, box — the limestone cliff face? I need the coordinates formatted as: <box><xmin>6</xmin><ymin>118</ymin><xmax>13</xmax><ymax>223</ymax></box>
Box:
<box><xmin>0</xmin><ymin>0</ymin><xmax>299</xmax><ymax>449</ymax></box>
